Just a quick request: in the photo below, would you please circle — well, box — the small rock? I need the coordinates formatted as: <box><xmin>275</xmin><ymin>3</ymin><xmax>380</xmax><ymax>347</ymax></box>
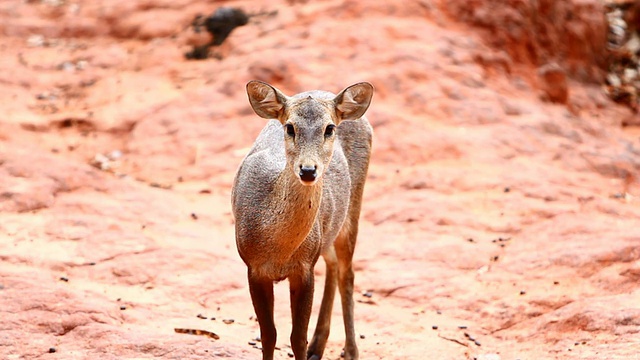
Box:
<box><xmin>108</xmin><ymin>150</ymin><xmax>122</xmax><ymax>160</ymax></box>
<box><xmin>59</xmin><ymin>276</ymin><xmax>69</xmax><ymax>282</ymax></box>
<box><xmin>502</xmin><ymin>101</ymin><xmax>522</xmax><ymax>116</ymax></box>
<box><xmin>48</xmin><ymin>347</ymin><xmax>56</xmax><ymax>353</ymax></box>
<box><xmin>197</xmin><ymin>314</ymin><xmax>207</xmax><ymax>319</ymax></box>
<box><xmin>59</xmin><ymin>61</ymin><xmax>76</xmax><ymax>73</ymax></box>
<box><xmin>223</xmin><ymin>319</ymin><xmax>234</xmax><ymax>324</ymax></box>
<box><xmin>27</xmin><ymin>35</ymin><xmax>45</xmax><ymax>47</ymax></box>
<box><xmin>119</xmin><ymin>305</ymin><xmax>126</xmax><ymax>310</ymax></box>
<box><xmin>76</xmin><ymin>60</ymin><xmax>88</xmax><ymax>70</ymax></box>
<box><xmin>431</xmin><ymin>325</ymin><xmax>438</xmax><ymax>330</ymax></box>
<box><xmin>537</xmin><ymin>63</ymin><xmax>569</xmax><ymax>104</ymax></box>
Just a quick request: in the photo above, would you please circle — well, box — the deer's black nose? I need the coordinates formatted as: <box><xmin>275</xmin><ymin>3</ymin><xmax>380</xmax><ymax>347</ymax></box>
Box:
<box><xmin>299</xmin><ymin>165</ymin><xmax>317</xmax><ymax>182</ymax></box>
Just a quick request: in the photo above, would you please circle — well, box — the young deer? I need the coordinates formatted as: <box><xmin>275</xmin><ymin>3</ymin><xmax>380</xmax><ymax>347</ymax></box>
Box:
<box><xmin>232</xmin><ymin>80</ymin><xmax>373</xmax><ymax>360</ymax></box>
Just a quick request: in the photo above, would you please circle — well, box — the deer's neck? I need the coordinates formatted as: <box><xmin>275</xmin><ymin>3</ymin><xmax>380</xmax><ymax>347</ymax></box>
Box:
<box><xmin>266</xmin><ymin>170</ymin><xmax>323</xmax><ymax>255</ymax></box>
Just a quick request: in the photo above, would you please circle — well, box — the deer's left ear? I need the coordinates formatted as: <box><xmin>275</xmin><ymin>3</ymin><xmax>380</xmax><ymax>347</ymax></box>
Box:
<box><xmin>334</xmin><ymin>82</ymin><xmax>374</xmax><ymax>122</ymax></box>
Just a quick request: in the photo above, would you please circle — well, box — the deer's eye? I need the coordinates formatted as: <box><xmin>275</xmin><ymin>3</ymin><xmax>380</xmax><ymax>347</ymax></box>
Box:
<box><xmin>285</xmin><ymin>124</ymin><xmax>295</xmax><ymax>137</ymax></box>
<box><xmin>324</xmin><ymin>124</ymin><xmax>336</xmax><ymax>137</ymax></box>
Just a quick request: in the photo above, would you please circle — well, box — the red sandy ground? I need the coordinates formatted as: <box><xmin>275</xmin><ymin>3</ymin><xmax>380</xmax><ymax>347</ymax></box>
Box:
<box><xmin>1</xmin><ymin>1</ymin><xmax>639</xmax><ymax>359</ymax></box>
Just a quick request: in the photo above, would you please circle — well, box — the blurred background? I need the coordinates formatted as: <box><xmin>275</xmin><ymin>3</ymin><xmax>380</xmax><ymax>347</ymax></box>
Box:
<box><xmin>1</xmin><ymin>0</ymin><xmax>640</xmax><ymax>359</ymax></box>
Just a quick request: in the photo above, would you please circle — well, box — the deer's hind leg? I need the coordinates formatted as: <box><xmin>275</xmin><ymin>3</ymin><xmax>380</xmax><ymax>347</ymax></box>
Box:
<box><xmin>307</xmin><ymin>245</ymin><xmax>339</xmax><ymax>360</ymax></box>
<box><xmin>334</xmin><ymin>220</ymin><xmax>360</xmax><ymax>360</ymax></box>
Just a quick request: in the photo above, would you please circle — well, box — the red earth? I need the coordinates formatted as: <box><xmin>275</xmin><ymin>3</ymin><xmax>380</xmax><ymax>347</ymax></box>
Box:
<box><xmin>1</xmin><ymin>1</ymin><xmax>639</xmax><ymax>359</ymax></box>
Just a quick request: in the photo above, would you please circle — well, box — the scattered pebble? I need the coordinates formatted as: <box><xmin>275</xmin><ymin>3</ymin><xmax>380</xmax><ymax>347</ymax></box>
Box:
<box><xmin>108</xmin><ymin>150</ymin><xmax>122</xmax><ymax>160</ymax></box>
<box><xmin>76</xmin><ymin>60</ymin><xmax>88</xmax><ymax>70</ymax></box>
<box><xmin>27</xmin><ymin>35</ymin><xmax>46</xmax><ymax>47</ymax></box>
<box><xmin>59</xmin><ymin>61</ymin><xmax>75</xmax><ymax>72</ymax></box>
<box><xmin>90</xmin><ymin>153</ymin><xmax>112</xmax><ymax>171</ymax></box>
<box><xmin>191</xmin><ymin>213</ymin><xmax>198</xmax><ymax>220</ymax></box>
<box><xmin>197</xmin><ymin>314</ymin><xmax>207</xmax><ymax>319</ymax></box>
<box><xmin>553</xmin><ymin>281</ymin><xmax>559</xmax><ymax>285</ymax></box>
<box><xmin>362</xmin><ymin>290</ymin><xmax>373</xmax><ymax>298</ymax></box>
<box><xmin>223</xmin><ymin>319</ymin><xmax>234</xmax><ymax>324</ymax></box>
<box><xmin>59</xmin><ymin>276</ymin><xmax>69</xmax><ymax>282</ymax></box>
<box><xmin>360</xmin><ymin>334</ymin><xmax>365</xmax><ymax>339</ymax></box>
<box><xmin>520</xmin><ymin>290</ymin><xmax>526</xmax><ymax>295</ymax></box>
<box><xmin>48</xmin><ymin>347</ymin><xmax>56</xmax><ymax>353</ymax></box>
<box><xmin>458</xmin><ymin>325</ymin><xmax>468</xmax><ymax>329</ymax></box>
<box><xmin>503</xmin><ymin>187</ymin><xmax>511</xmax><ymax>193</ymax></box>
<box><xmin>537</xmin><ymin>62</ymin><xmax>568</xmax><ymax>104</ymax></box>
<box><xmin>431</xmin><ymin>325</ymin><xmax>438</xmax><ymax>330</ymax></box>
<box><xmin>248</xmin><ymin>341</ymin><xmax>257</xmax><ymax>346</ymax></box>
<box><xmin>119</xmin><ymin>305</ymin><xmax>126</xmax><ymax>310</ymax></box>
<box><xmin>287</xmin><ymin>352</ymin><xmax>294</xmax><ymax>358</ymax></box>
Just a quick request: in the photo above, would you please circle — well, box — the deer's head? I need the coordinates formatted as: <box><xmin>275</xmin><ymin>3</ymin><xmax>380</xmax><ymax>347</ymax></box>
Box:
<box><xmin>246</xmin><ymin>81</ymin><xmax>373</xmax><ymax>186</ymax></box>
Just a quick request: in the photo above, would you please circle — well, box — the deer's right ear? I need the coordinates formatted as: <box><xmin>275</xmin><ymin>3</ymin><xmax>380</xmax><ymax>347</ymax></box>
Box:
<box><xmin>246</xmin><ymin>81</ymin><xmax>287</xmax><ymax>120</ymax></box>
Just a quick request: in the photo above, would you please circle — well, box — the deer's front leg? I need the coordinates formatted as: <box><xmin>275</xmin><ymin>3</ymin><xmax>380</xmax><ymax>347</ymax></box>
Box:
<box><xmin>289</xmin><ymin>267</ymin><xmax>315</xmax><ymax>360</ymax></box>
<box><xmin>248</xmin><ymin>271</ymin><xmax>276</xmax><ymax>360</ymax></box>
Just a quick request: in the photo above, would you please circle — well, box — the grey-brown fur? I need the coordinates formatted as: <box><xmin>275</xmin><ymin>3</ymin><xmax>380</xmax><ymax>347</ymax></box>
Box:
<box><xmin>232</xmin><ymin>81</ymin><xmax>373</xmax><ymax>360</ymax></box>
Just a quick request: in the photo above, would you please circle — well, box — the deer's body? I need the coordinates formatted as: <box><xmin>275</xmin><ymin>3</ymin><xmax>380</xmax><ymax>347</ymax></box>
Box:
<box><xmin>232</xmin><ymin>82</ymin><xmax>373</xmax><ymax>360</ymax></box>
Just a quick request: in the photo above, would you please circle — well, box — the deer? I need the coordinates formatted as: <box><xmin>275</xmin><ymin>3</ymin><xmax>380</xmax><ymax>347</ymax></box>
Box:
<box><xmin>232</xmin><ymin>80</ymin><xmax>373</xmax><ymax>360</ymax></box>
